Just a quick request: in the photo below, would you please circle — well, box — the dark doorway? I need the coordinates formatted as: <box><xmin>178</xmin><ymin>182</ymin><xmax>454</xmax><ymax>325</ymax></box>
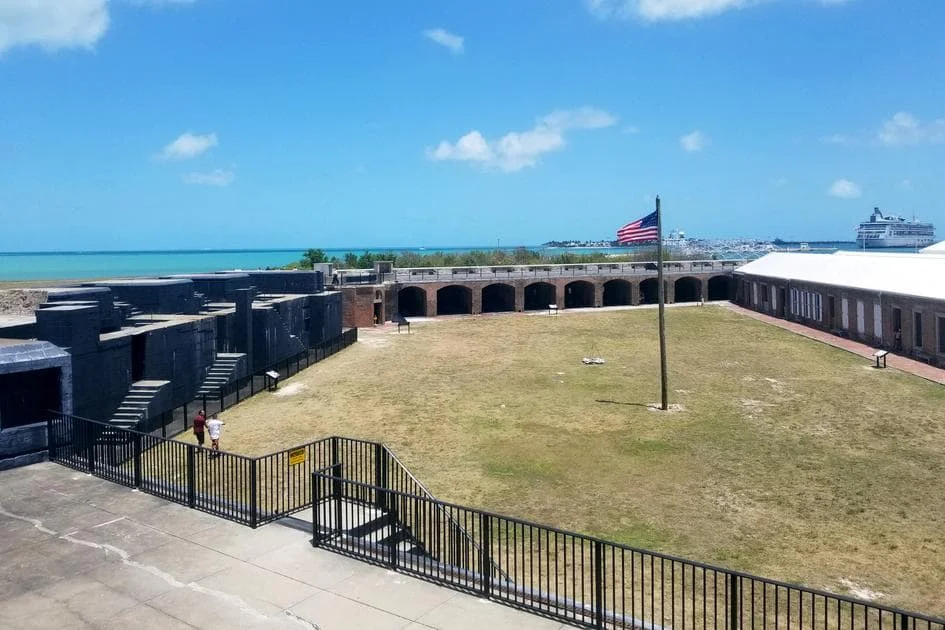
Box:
<box><xmin>398</xmin><ymin>287</ymin><xmax>427</xmax><ymax>317</ymax></box>
<box><xmin>565</xmin><ymin>281</ymin><xmax>594</xmax><ymax>309</ymax></box>
<box><xmin>640</xmin><ymin>278</ymin><xmax>659</xmax><ymax>304</ymax></box>
<box><xmin>0</xmin><ymin>368</ymin><xmax>61</xmax><ymax>429</ymax></box>
<box><xmin>524</xmin><ymin>282</ymin><xmax>556</xmax><ymax>311</ymax></box>
<box><xmin>707</xmin><ymin>276</ymin><xmax>733</xmax><ymax>301</ymax></box>
<box><xmin>778</xmin><ymin>288</ymin><xmax>786</xmax><ymax>317</ymax></box>
<box><xmin>131</xmin><ymin>333</ymin><xmax>147</xmax><ymax>382</ymax></box>
<box><xmin>914</xmin><ymin>311</ymin><xmax>923</xmax><ymax>349</ymax></box>
<box><xmin>373</xmin><ymin>302</ymin><xmax>383</xmax><ymax>325</ymax></box>
<box><xmin>828</xmin><ymin>296</ymin><xmax>836</xmax><ymax>327</ymax></box>
<box><xmin>602</xmin><ymin>280</ymin><xmax>632</xmax><ymax>306</ymax></box>
<box><xmin>674</xmin><ymin>277</ymin><xmax>701</xmax><ymax>303</ymax></box>
<box><xmin>482</xmin><ymin>284</ymin><xmax>515</xmax><ymax>313</ymax></box>
<box><xmin>437</xmin><ymin>285</ymin><xmax>472</xmax><ymax>315</ymax></box>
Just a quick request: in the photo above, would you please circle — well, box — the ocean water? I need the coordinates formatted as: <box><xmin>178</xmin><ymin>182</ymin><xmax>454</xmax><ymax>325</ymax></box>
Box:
<box><xmin>0</xmin><ymin>246</ymin><xmax>640</xmax><ymax>281</ymax></box>
<box><xmin>0</xmin><ymin>243</ymin><xmax>921</xmax><ymax>282</ymax></box>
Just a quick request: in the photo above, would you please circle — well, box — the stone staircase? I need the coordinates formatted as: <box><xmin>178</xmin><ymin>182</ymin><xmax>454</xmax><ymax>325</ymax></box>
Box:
<box><xmin>114</xmin><ymin>300</ymin><xmax>144</xmax><ymax>322</ymax></box>
<box><xmin>109</xmin><ymin>380</ymin><xmax>171</xmax><ymax>428</ymax></box>
<box><xmin>309</xmin><ymin>498</ymin><xmax>427</xmax><ymax>558</ymax></box>
<box><xmin>196</xmin><ymin>353</ymin><xmax>246</xmax><ymax>398</ymax></box>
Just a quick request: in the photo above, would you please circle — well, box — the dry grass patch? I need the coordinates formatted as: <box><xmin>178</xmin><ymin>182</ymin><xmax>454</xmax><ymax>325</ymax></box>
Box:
<box><xmin>200</xmin><ymin>306</ymin><xmax>945</xmax><ymax>614</ymax></box>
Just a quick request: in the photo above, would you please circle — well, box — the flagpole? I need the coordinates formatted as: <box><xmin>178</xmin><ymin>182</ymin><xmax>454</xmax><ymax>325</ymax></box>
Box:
<box><xmin>656</xmin><ymin>195</ymin><xmax>669</xmax><ymax>411</ymax></box>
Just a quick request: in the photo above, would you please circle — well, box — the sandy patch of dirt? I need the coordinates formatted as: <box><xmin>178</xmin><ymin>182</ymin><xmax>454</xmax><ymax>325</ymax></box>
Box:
<box><xmin>0</xmin><ymin>289</ymin><xmax>47</xmax><ymax>316</ymax></box>
<box><xmin>272</xmin><ymin>383</ymin><xmax>308</xmax><ymax>397</ymax></box>
<box><xmin>838</xmin><ymin>578</ymin><xmax>886</xmax><ymax>601</ymax></box>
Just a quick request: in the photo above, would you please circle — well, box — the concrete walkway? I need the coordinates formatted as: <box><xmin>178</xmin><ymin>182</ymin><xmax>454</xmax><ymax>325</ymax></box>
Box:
<box><xmin>727</xmin><ymin>304</ymin><xmax>945</xmax><ymax>385</ymax></box>
<box><xmin>0</xmin><ymin>462</ymin><xmax>576</xmax><ymax>630</ymax></box>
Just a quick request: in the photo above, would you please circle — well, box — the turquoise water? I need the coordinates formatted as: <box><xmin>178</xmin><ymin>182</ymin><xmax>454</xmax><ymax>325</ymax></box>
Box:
<box><xmin>0</xmin><ymin>246</ymin><xmax>640</xmax><ymax>281</ymax></box>
<box><xmin>1</xmin><ymin>243</ymin><xmax>912</xmax><ymax>281</ymax></box>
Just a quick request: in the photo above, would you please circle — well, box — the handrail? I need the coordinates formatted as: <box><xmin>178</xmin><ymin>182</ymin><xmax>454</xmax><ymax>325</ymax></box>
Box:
<box><xmin>314</xmin><ymin>471</ymin><xmax>945</xmax><ymax>628</ymax></box>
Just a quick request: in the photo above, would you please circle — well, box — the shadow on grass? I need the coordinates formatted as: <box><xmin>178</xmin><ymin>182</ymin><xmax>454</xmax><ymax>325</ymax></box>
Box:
<box><xmin>595</xmin><ymin>399</ymin><xmax>654</xmax><ymax>409</ymax></box>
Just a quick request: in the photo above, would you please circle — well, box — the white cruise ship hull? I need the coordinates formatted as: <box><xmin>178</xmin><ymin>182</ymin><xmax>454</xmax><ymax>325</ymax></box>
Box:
<box><xmin>856</xmin><ymin>234</ymin><xmax>936</xmax><ymax>248</ymax></box>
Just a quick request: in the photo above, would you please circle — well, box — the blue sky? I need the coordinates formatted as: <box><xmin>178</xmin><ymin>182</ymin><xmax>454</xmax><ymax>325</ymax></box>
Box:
<box><xmin>1</xmin><ymin>0</ymin><xmax>943</xmax><ymax>251</ymax></box>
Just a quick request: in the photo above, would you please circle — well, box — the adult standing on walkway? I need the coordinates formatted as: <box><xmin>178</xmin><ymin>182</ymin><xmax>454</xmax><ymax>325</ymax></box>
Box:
<box><xmin>193</xmin><ymin>408</ymin><xmax>207</xmax><ymax>449</ymax></box>
<box><xmin>207</xmin><ymin>415</ymin><xmax>225</xmax><ymax>456</ymax></box>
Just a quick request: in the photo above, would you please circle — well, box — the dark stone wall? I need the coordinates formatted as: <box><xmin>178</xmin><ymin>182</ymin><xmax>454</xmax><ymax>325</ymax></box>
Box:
<box><xmin>0</xmin><ymin>322</ymin><xmax>37</xmax><ymax>339</ymax></box>
<box><xmin>246</xmin><ymin>270</ymin><xmax>324</xmax><ymax>295</ymax></box>
<box><xmin>139</xmin><ymin>319</ymin><xmax>216</xmax><ymax>407</ymax></box>
<box><xmin>46</xmin><ymin>287</ymin><xmax>119</xmax><ymax>331</ymax></box>
<box><xmin>91</xmin><ymin>280</ymin><xmax>199</xmax><ymax>315</ymax></box>
<box><xmin>182</xmin><ymin>274</ymin><xmax>252</xmax><ymax>302</ymax></box>
<box><xmin>251</xmin><ymin>301</ymin><xmax>307</xmax><ymax>372</ymax></box>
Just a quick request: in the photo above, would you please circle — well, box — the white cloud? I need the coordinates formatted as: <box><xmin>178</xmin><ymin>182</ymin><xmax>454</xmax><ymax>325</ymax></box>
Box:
<box><xmin>0</xmin><ymin>0</ymin><xmax>109</xmax><ymax>56</ymax></box>
<box><xmin>0</xmin><ymin>0</ymin><xmax>198</xmax><ymax>57</ymax></box>
<box><xmin>680</xmin><ymin>130</ymin><xmax>708</xmax><ymax>152</ymax></box>
<box><xmin>423</xmin><ymin>28</ymin><xmax>463</xmax><ymax>54</ymax></box>
<box><xmin>877</xmin><ymin>111</ymin><xmax>945</xmax><ymax>147</ymax></box>
<box><xmin>585</xmin><ymin>0</ymin><xmax>850</xmax><ymax>21</ymax></box>
<box><xmin>900</xmin><ymin>178</ymin><xmax>913</xmax><ymax>190</ymax></box>
<box><xmin>622</xmin><ymin>125</ymin><xmax>641</xmax><ymax>134</ymax></box>
<box><xmin>770</xmin><ymin>176</ymin><xmax>788</xmax><ymax>187</ymax></box>
<box><xmin>828</xmin><ymin>178</ymin><xmax>861</xmax><ymax>199</ymax></box>
<box><xmin>427</xmin><ymin>107</ymin><xmax>617</xmax><ymax>172</ymax></box>
<box><xmin>182</xmin><ymin>169</ymin><xmax>234</xmax><ymax>187</ymax></box>
<box><xmin>157</xmin><ymin>132</ymin><xmax>218</xmax><ymax>160</ymax></box>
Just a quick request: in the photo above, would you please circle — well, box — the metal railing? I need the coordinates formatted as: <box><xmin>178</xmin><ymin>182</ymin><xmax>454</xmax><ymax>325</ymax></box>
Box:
<box><xmin>311</xmin><ymin>471</ymin><xmax>945</xmax><ymax>630</ymax></box>
<box><xmin>139</xmin><ymin>328</ymin><xmax>358</xmax><ymax>439</ymax></box>
<box><xmin>331</xmin><ymin>260</ymin><xmax>746</xmax><ymax>285</ymax></box>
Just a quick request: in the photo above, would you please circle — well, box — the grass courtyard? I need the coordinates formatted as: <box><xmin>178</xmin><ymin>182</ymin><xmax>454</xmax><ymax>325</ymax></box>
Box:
<box><xmin>200</xmin><ymin>305</ymin><xmax>945</xmax><ymax>613</ymax></box>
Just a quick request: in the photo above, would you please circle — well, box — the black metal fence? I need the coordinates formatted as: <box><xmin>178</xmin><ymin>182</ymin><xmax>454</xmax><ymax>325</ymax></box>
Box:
<box><xmin>311</xmin><ymin>471</ymin><xmax>945</xmax><ymax>630</ymax></box>
<box><xmin>140</xmin><ymin>327</ymin><xmax>358</xmax><ymax>438</ymax></box>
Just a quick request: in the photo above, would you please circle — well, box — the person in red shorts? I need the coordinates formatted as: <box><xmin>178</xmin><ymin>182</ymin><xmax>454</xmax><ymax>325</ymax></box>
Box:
<box><xmin>193</xmin><ymin>408</ymin><xmax>207</xmax><ymax>449</ymax></box>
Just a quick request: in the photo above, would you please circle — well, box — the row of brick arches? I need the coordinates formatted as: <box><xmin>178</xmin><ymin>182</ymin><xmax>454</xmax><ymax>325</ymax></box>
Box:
<box><xmin>399</xmin><ymin>276</ymin><xmax>733</xmax><ymax>317</ymax></box>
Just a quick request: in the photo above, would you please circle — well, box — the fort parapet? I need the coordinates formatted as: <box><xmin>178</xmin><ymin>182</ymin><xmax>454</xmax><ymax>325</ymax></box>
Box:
<box><xmin>0</xmin><ymin>271</ymin><xmax>342</xmax><ymax>468</ymax></box>
<box><xmin>335</xmin><ymin>259</ymin><xmax>745</xmax><ymax>327</ymax></box>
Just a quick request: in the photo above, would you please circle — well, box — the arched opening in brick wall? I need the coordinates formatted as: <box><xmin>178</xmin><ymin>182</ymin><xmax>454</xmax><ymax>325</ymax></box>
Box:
<box><xmin>565</xmin><ymin>281</ymin><xmax>595</xmax><ymax>309</ymax></box>
<box><xmin>674</xmin><ymin>277</ymin><xmax>702</xmax><ymax>303</ymax></box>
<box><xmin>707</xmin><ymin>275</ymin><xmax>733</xmax><ymax>301</ymax></box>
<box><xmin>437</xmin><ymin>285</ymin><xmax>472</xmax><ymax>315</ymax></box>
<box><xmin>602</xmin><ymin>280</ymin><xmax>632</xmax><ymax>306</ymax></box>
<box><xmin>524</xmin><ymin>282</ymin><xmax>556</xmax><ymax>311</ymax></box>
<box><xmin>482</xmin><ymin>283</ymin><xmax>515</xmax><ymax>313</ymax></box>
<box><xmin>639</xmin><ymin>278</ymin><xmax>659</xmax><ymax>304</ymax></box>
<box><xmin>398</xmin><ymin>286</ymin><xmax>427</xmax><ymax>317</ymax></box>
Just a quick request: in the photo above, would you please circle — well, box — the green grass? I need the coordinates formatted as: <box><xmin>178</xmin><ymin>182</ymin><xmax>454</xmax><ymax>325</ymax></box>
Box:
<box><xmin>208</xmin><ymin>305</ymin><xmax>945</xmax><ymax>614</ymax></box>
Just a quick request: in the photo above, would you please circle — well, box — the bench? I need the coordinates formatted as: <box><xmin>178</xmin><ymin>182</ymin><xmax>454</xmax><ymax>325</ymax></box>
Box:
<box><xmin>873</xmin><ymin>350</ymin><xmax>888</xmax><ymax>369</ymax></box>
<box><xmin>397</xmin><ymin>318</ymin><xmax>410</xmax><ymax>334</ymax></box>
<box><xmin>548</xmin><ymin>304</ymin><xmax>559</xmax><ymax>316</ymax></box>
<box><xmin>265</xmin><ymin>370</ymin><xmax>280</xmax><ymax>391</ymax></box>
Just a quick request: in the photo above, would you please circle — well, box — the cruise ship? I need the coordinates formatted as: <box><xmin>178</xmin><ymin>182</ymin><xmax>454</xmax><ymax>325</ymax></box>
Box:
<box><xmin>855</xmin><ymin>207</ymin><xmax>935</xmax><ymax>249</ymax></box>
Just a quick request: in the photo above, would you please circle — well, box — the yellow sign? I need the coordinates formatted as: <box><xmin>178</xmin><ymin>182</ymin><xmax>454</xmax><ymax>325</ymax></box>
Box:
<box><xmin>288</xmin><ymin>448</ymin><xmax>306</xmax><ymax>466</ymax></box>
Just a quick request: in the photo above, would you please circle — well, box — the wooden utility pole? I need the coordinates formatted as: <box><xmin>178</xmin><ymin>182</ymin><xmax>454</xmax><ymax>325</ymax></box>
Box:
<box><xmin>656</xmin><ymin>195</ymin><xmax>669</xmax><ymax>410</ymax></box>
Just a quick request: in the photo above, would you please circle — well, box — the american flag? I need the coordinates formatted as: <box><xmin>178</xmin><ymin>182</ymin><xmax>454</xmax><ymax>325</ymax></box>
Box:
<box><xmin>616</xmin><ymin>210</ymin><xmax>659</xmax><ymax>244</ymax></box>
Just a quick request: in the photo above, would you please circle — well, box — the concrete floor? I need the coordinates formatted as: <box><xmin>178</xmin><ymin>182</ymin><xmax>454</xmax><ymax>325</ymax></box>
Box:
<box><xmin>0</xmin><ymin>462</ymin><xmax>576</xmax><ymax>630</ymax></box>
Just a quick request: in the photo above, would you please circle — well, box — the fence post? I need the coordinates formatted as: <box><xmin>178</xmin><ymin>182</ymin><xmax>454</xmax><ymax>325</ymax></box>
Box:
<box><xmin>332</xmin><ymin>462</ymin><xmax>343</xmax><ymax>539</ymax></box>
<box><xmin>86</xmin><ymin>420</ymin><xmax>96</xmax><ymax>474</ymax></box>
<box><xmin>480</xmin><ymin>513</ymin><xmax>492</xmax><ymax>597</ymax></box>
<box><xmin>374</xmin><ymin>443</ymin><xmax>388</xmax><ymax>511</ymax></box>
<box><xmin>312</xmin><ymin>471</ymin><xmax>321</xmax><ymax>547</ymax></box>
<box><xmin>728</xmin><ymin>573</ymin><xmax>740</xmax><ymax>630</ymax></box>
<box><xmin>593</xmin><ymin>540</ymin><xmax>604</xmax><ymax>629</ymax></box>
<box><xmin>133</xmin><ymin>432</ymin><xmax>142</xmax><ymax>488</ymax></box>
<box><xmin>46</xmin><ymin>417</ymin><xmax>56</xmax><ymax>461</ymax></box>
<box><xmin>219</xmin><ymin>389</ymin><xmax>225</xmax><ymax>411</ymax></box>
<box><xmin>249</xmin><ymin>458</ymin><xmax>258</xmax><ymax>528</ymax></box>
<box><xmin>184</xmin><ymin>402</ymin><xmax>189</xmax><ymax>430</ymax></box>
<box><xmin>186</xmin><ymin>445</ymin><xmax>196</xmax><ymax>508</ymax></box>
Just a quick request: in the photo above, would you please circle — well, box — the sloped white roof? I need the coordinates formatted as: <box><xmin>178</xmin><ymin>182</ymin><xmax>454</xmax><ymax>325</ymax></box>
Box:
<box><xmin>735</xmin><ymin>251</ymin><xmax>945</xmax><ymax>301</ymax></box>
<box><xmin>921</xmin><ymin>240</ymin><xmax>945</xmax><ymax>254</ymax></box>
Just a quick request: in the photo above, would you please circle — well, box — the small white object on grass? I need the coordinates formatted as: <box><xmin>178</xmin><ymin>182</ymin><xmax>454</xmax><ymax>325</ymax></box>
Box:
<box><xmin>582</xmin><ymin>357</ymin><xmax>605</xmax><ymax>365</ymax></box>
